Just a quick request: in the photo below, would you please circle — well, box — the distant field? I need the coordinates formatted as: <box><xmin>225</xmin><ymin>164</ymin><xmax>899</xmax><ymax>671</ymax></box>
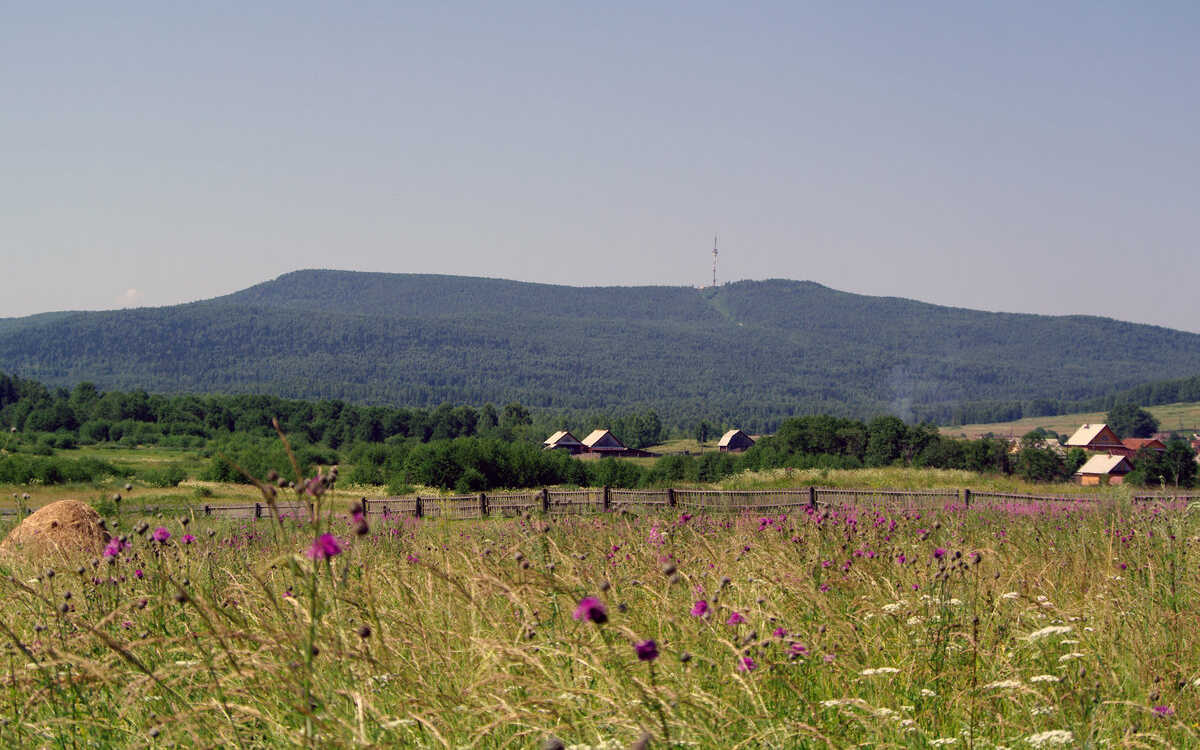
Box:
<box><xmin>940</xmin><ymin>401</ymin><xmax>1200</xmax><ymax>440</ymax></box>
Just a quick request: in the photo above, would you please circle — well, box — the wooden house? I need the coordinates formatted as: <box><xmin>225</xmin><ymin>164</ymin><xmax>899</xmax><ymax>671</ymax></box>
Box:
<box><xmin>1120</xmin><ymin>438</ymin><xmax>1166</xmax><ymax>457</ymax></box>
<box><xmin>581</xmin><ymin>429</ymin><xmax>628</xmax><ymax>456</ymax></box>
<box><xmin>718</xmin><ymin>429</ymin><xmax>755</xmax><ymax>453</ymax></box>
<box><xmin>578</xmin><ymin>429</ymin><xmax>659</xmax><ymax>458</ymax></box>
<box><xmin>1064</xmin><ymin>424</ymin><xmax>1125</xmax><ymax>453</ymax></box>
<box><xmin>1075</xmin><ymin>454</ymin><xmax>1133</xmax><ymax>485</ymax></box>
<box><xmin>543</xmin><ymin>430</ymin><xmax>585</xmax><ymax>454</ymax></box>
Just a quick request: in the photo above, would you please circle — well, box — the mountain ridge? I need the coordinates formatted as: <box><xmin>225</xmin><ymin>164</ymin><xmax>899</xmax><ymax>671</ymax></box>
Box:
<box><xmin>1</xmin><ymin>269</ymin><xmax>1197</xmax><ymax>429</ymax></box>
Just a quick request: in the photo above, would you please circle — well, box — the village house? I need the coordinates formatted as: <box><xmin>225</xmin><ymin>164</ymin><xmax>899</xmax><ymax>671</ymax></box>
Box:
<box><xmin>1064</xmin><ymin>423</ymin><xmax>1126</xmax><ymax>453</ymax></box>
<box><xmin>1119</xmin><ymin>437</ymin><xmax>1166</xmax><ymax>457</ymax></box>
<box><xmin>542</xmin><ymin>430</ymin><xmax>585</xmax><ymax>454</ymax></box>
<box><xmin>717</xmin><ymin>429</ymin><xmax>755</xmax><ymax>453</ymax></box>
<box><xmin>581</xmin><ymin>429</ymin><xmax>627</xmax><ymax>456</ymax></box>
<box><xmin>1075</xmin><ymin>454</ymin><xmax>1133</xmax><ymax>485</ymax></box>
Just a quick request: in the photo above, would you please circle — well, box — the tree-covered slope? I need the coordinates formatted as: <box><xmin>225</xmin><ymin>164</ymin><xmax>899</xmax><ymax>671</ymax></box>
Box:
<box><xmin>1</xmin><ymin>270</ymin><xmax>1197</xmax><ymax>426</ymax></box>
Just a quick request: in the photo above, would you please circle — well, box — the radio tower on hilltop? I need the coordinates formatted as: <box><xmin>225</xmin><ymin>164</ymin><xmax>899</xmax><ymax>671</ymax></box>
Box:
<box><xmin>712</xmin><ymin>233</ymin><xmax>719</xmax><ymax>287</ymax></box>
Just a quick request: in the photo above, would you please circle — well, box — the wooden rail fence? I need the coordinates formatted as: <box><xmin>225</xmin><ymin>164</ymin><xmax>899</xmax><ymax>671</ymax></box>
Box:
<box><xmin>1</xmin><ymin>488</ymin><xmax>1193</xmax><ymax>521</ymax></box>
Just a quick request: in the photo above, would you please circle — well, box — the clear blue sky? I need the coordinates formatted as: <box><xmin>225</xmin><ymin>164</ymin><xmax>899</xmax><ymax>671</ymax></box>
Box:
<box><xmin>4</xmin><ymin>2</ymin><xmax>1198</xmax><ymax>331</ymax></box>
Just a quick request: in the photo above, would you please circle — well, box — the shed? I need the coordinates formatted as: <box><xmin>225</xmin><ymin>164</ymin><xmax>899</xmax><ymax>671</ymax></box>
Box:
<box><xmin>1064</xmin><ymin>424</ymin><xmax>1125</xmax><ymax>453</ymax></box>
<box><xmin>1075</xmin><ymin>454</ymin><xmax>1133</xmax><ymax>485</ymax></box>
<box><xmin>718</xmin><ymin>429</ymin><xmax>755</xmax><ymax>453</ymax></box>
<box><xmin>543</xmin><ymin>430</ymin><xmax>585</xmax><ymax>454</ymax></box>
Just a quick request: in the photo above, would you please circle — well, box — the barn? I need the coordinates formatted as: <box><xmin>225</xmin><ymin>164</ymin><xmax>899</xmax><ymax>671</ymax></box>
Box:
<box><xmin>543</xmin><ymin>430</ymin><xmax>585</xmax><ymax>454</ymax></box>
<box><xmin>718</xmin><ymin>429</ymin><xmax>755</xmax><ymax>453</ymax></box>
<box><xmin>581</xmin><ymin>429</ymin><xmax>628</xmax><ymax>456</ymax></box>
<box><xmin>1075</xmin><ymin>454</ymin><xmax>1133</xmax><ymax>485</ymax></box>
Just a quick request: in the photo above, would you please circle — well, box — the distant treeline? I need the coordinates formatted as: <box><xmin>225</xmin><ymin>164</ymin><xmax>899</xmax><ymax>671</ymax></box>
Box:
<box><xmin>342</xmin><ymin>415</ymin><xmax>1097</xmax><ymax>493</ymax></box>
<box><xmin>923</xmin><ymin>374</ymin><xmax>1200</xmax><ymax>426</ymax></box>
<box><xmin>0</xmin><ymin>371</ymin><xmax>672</xmax><ymax>451</ymax></box>
<box><xmin>4</xmin><ymin>371</ymin><xmax>1194</xmax><ymax>491</ymax></box>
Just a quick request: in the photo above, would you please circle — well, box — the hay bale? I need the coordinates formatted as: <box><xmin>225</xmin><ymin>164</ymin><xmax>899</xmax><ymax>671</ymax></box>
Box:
<box><xmin>0</xmin><ymin>500</ymin><xmax>110</xmax><ymax>560</ymax></box>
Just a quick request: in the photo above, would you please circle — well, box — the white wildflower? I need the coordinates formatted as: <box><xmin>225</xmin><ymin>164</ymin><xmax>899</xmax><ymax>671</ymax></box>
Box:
<box><xmin>1059</xmin><ymin>639</ymin><xmax>1079</xmax><ymax>645</ymax></box>
<box><xmin>920</xmin><ymin>688</ymin><xmax>937</xmax><ymax>697</ymax></box>
<box><xmin>874</xmin><ymin>707</ymin><xmax>897</xmax><ymax>718</ymax></box>
<box><xmin>1036</xmin><ymin>595</ymin><xmax>1049</xmax><ymax>602</ymax></box>
<box><xmin>1057</xmin><ymin>652</ymin><xmax>1085</xmax><ymax>663</ymax></box>
<box><xmin>906</xmin><ymin>616</ymin><xmax>924</xmax><ymax>626</ymax></box>
<box><xmin>882</xmin><ymin>602</ymin><xmax>905</xmax><ymax>614</ymax></box>
<box><xmin>861</xmin><ymin>667</ymin><xmax>900</xmax><ymax>676</ymax></box>
<box><xmin>1029</xmin><ymin>674</ymin><xmax>1059</xmax><ymax>683</ymax></box>
<box><xmin>930</xmin><ymin>739</ymin><xmax>957</xmax><ymax>746</ymax></box>
<box><xmin>984</xmin><ymin>679</ymin><xmax>1022</xmax><ymax>689</ymax></box>
<box><xmin>1001</xmin><ymin>591</ymin><xmax>1020</xmax><ymax>600</ymax></box>
<box><xmin>900</xmin><ymin>718</ymin><xmax>916</xmax><ymax>728</ymax></box>
<box><xmin>1026</xmin><ymin>729</ymin><xmax>1074</xmax><ymax>747</ymax></box>
<box><xmin>1027</xmin><ymin>625</ymin><xmax>1072</xmax><ymax>642</ymax></box>
<box><xmin>1031</xmin><ymin>705</ymin><xmax>1058</xmax><ymax>716</ymax></box>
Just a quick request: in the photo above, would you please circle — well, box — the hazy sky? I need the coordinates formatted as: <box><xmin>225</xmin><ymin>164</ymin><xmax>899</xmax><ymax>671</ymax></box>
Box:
<box><xmin>4</xmin><ymin>2</ymin><xmax>1198</xmax><ymax>331</ymax></box>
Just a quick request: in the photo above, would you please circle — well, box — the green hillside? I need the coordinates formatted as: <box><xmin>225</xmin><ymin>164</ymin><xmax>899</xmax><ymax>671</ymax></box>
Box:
<box><xmin>1</xmin><ymin>270</ymin><xmax>1198</xmax><ymax>431</ymax></box>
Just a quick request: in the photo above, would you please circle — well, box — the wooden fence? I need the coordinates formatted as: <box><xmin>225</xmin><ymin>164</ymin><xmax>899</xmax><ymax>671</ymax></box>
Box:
<box><xmin>1</xmin><ymin>487</ymin><xmax>1191</xmax><ymax>522</ymax></box>
<box><xmin>184</xmin><ymin>486</ymin><xmax>1188</xmax><ymax>521</ymax></box>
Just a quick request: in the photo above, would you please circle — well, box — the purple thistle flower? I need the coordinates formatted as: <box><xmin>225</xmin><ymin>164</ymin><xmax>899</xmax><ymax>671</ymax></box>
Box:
<box><xmin>1153</xmin><ymin>705</ymin><xmax>1175</xmax><ymax>717</ymax></box>
<box><xmin>152</xmin><ymin>527</ymin><xmax>171</xmax><ymax>543</ymax></box>
<box><xmin>789</xmin><ymin>642</ymin><xmax>808</xmax><ymax>656</ymax></box>
<box><xmin>690</xmin><ymin>600</ymin><xmax>710</xmax><ymax>617</ymax></box>
<box><xmin>933</xmin><ymin>547</ymin><xmax>947</xmax><ymax>559</ymax></box>
<box><xmin>133</xmin><ymin>569</ymin><xmax>143</xmax><ymax>579</ymax></box>
<box><xmin>726</xmin><ymin>611</ymin><xmax>746</xmax><ymax>625</ymax></box>
<box><xmin>772</xmin><ymin>627</ymin><xmax>788</xmax><ymax>638</ymax></box>
<box><xmin>103</xmin><ymin>538</ymin><xmax>127</xmax><ymax>559</ymax></box>
<box><xmin>633</xmin><ymin>639</ymin><xmax>659</xmax><ymax>662</ymax></box>
<box><xmin>306</xmin><ymin>533</ymin><xmax>342</xmax><ymax>560</ymax></box>
<box><xmin>737</xmin><ymin>656</ymin><xmax>757</xmax><ymax>672</ymax></box>
<box><xmin>573</xmin><ymin>596</ymin><xmax>608</xmax><ymax>624</ymax></box>
<box><xmin>182</xmin><ymin>534</ymin><xmax>196</xmax><ymax>545</ymax></box>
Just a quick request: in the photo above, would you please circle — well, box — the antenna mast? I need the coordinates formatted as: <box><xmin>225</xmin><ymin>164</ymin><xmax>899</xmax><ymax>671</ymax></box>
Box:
<box><xmin>712</xmin><ymin>233</ymin><xmax>719</xmax><ymax>287</ymax></box>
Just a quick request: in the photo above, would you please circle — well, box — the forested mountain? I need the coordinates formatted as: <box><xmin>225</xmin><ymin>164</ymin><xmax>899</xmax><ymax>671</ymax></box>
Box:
<box><xmin>2</xmin><ymin>270</ymin><xmax>1198</xmax><ymax>431</ymax></box>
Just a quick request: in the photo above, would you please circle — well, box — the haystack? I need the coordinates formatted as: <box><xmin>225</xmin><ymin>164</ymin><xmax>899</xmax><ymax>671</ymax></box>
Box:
<box><xmin>0</xmin><ymin>500</ymin><xmax>110</xmax><ymax>560</ymax></box>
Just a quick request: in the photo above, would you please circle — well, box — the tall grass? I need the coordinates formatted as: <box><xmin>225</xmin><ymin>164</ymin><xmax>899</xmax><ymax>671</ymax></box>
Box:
<box><xmin>0</xmin><ymin>489</ymin><xmax>1195</xmax><ymax>747</ymax></box>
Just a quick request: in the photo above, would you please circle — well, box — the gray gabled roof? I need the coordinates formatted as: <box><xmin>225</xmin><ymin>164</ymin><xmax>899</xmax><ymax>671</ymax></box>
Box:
<box><xmin>1076</xmin><ymin>454</ymin><xmax>1132</xmax><ymax>475</ymax></box>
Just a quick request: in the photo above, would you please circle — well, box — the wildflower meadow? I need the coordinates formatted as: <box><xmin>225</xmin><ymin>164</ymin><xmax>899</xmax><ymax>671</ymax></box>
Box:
<box><xmin>0</xmin><ymin>469</ymin><xmax>1197</xmax><ymax>748</ymax></box>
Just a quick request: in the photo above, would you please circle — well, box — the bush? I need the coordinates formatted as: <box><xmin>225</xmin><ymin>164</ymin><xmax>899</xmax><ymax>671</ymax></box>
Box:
<box><xmin>0</xmin><ymin>455</ymin><xmax>121</xmax><ymax>485</ymax></box>
<box><xmin>204</xmin><ymin>434</ymin><xmax>333</xmax><ymax>484</ymax></box>
<box><xmin>141</xmin><ymin>463</ymin><xmax>188</xmax><ymax>488</ymax></box>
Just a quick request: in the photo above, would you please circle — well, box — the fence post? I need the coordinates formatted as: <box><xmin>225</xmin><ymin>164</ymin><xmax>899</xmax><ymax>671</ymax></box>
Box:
<box><xmin>541</xmin><ymin>488</ymin><xmax>550</xmax><ymax>514</ymax></box>
<box><xmin>666</xmin><ymin>487</ymin><xmax>676</xmax><ymax>508</ymax></box>
<box><xmin>602</xmin><ymin>485</ymin><xmax>611</xmax><ymax>512</ymax></box>
<box><xmin>254</xmin><ymin>502</ymin><xmax>262</xmax><ymax>519</ymax></box>
<box><xmin>414</xmin><ymin>495</ymin><xmax>423</xmax><ymax>519</ymax></box>
<box><xmin>204</xmin><ymin>505</ymin><xmax>211</xmax><ymax>517</ymax></box>
<box><xmin>807</xmin><ymin>486</ymin><xmax>817</xmax><ymax>510</ymax></box>
<box><xmin>962</xmin><ymin>488</ymin><xmax>972</xmax><ymax>508</ymax></box>
<box><xmin>362</xmin><ymin>497</ymin><xmax>369</xmax><ymax>516</ymax></box>
<box><xmin>479</xmin><ymin>492</ymin><xmax>488</xmax><ymax>518</ymax></box>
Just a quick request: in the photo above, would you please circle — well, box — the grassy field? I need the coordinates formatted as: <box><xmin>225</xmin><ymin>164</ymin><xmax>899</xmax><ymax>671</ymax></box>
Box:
<box><xmin>940</xmin><ymin>401</ymin><xmax>1200</xmax><ymax>440</ymax></box>
<box><xmin>0</xmin><ymin>476</ymin><xmax>1195</xmax><ymax>747</ymax></box>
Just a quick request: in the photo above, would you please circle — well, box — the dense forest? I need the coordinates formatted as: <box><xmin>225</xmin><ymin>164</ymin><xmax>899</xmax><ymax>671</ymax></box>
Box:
<box><xmin>3</xmin><ymin>270</ymin><xmax>1199</xmax><ymax>431</ymax></box>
